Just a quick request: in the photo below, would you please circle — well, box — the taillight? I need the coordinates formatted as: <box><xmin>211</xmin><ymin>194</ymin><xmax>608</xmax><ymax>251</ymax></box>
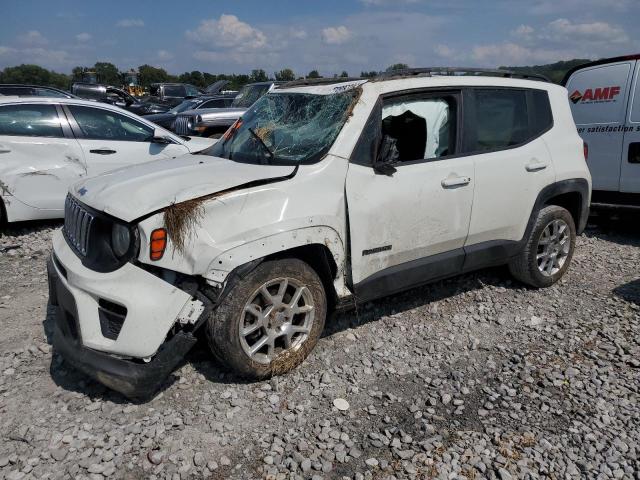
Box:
<box><xmin>150</xmin><ymin>228</ymin><xmax>167</xmax><ymax>261</ymax></box>
<box><xmin>583</xmin><ymin>142</ymin><xmax>589</xmax><ymax>161</ymax></box>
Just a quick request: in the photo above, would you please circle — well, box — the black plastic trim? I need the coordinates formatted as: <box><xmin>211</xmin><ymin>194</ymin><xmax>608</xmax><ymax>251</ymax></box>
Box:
<box><xmin>351</xmin><ymin>178</ymin><xmax>590</xmax><ymax>303</ymax></box>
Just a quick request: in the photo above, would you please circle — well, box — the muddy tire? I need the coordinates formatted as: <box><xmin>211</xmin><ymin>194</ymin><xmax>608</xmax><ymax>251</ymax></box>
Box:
<box><xmin>206</xmin><ymin>258</ymin><xmax>326</xmax><ymax>379</ymax></box>
<box><xmin>509</xmin><ymin>205</ymin><xmax>576</xmax><ymax>288</ymax></box>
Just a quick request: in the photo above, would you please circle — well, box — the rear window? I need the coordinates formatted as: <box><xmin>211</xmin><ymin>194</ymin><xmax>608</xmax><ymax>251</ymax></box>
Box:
<box><xmin>0</xmin><ymin>87</ymin><xmax>35</xmax><ymax>96</ymax></box>
<box><xmin>163</xmin><ymin>85</ymin><xmax>185</xmax><ymax>97</ymax></box>
<box><xmin>467</xmin><ymin>88</ymin><xmax>552</xmax><ymax>153</ymax></box>
<box><xmin>0</xmin><ymin>104</ymin><xmax>63</xmax><ymax>137</ymax></box>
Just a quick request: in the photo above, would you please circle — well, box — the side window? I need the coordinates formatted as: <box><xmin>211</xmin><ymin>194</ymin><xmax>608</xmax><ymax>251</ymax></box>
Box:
<box><xmin>471</xmin><ymin>89</ymin><xmax>529</xmax><ymax>151</ymax></box>
<box><xmin>36</xmin><ymin>88</ymin><xmax>68</xmax><ymax>98</ymax></box>
<box><xmin>530</xmin><ymin>90</ymin><xmax>553</xmax><ymax>137</ymax></box>
<box><xmin>565</xmin><ymin>63</ymin><xmax>632</xmax><ymax>125</ymax></box>
<box><xmin>630</xmin><ymin>67</ymin><xmax>640</xmax><ymax>123</ymax></box>
<box><xmin>185</xmin><ymin>85</ymin><xmax>200</xmax><ymax>97</ymax></box>
<box><xmin>164</xmin><ymin>85</ymin><xmax>186</xmax><ymax>97</ymax></box>
<box><xmin>68</xmin><ymin>106</ymin><xmax>153</xmax><ymax>142</ymax></box>
<box><xmin>381</xmin><ymin>94</ymin><xmax>456</xmax><ymax>162</ymax></box>
<box><xmin>200</xmin><ymin>99</ymin><xmax>225</xmax><ymax>108</ymax></box>
<box><xmin>0</xmin><ymin>104</ymin><xmax>63</xmax><ymax>137</ymax></box>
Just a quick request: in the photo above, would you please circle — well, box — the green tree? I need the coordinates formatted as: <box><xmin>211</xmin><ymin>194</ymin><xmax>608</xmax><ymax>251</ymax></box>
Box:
<box><xmin>93</xmin><ymin>62</ymin><xmax>120</xmax><ymax>85</ymax></box>
<box><xmin>307</xmin><ymin>70</ymin><xmax>321</xmax><ymax>79</ymax></box>
<box><xmin>0</xmin><ymin>64</ymin><xmax>70</xmax><ymax>89</ymax></box>
<box><xmin>274</xmin><ymin>68</ymin><xmax>295</xmax><ymax>81</ymax></box>
<box><xmin>386</xmin><ymin>63</ymin><xmax>409</xmax><ymax>72</ymax></box>
<box><xmin>138</xmin><ymin>64</ymin><xmax>173</xmax><ymax>87</ymax></box>
<box><xmin>340</xmin><ymin>70</ymin><xmax>349</xmax><ymax>78</ymax></box>
<box><xmin>360</xmin><ymin>70</ymin><xmax>378</xmax><ymax>78</ymax></box>
<box><xmin>250</xmin><ymin>69</ymin><xmax>269</xmax><ymax>82</ymax></box>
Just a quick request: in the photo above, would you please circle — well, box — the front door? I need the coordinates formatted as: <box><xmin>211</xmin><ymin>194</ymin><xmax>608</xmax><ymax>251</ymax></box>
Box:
<box><xmin>63</xmin><ymin>104</ymin><xmax>188</xmax><ymax>177</ymax></box>
<box><xmin>346</xmin><ymin>90</ymin><xmax>474</xmax><ymax>300</ymax></box>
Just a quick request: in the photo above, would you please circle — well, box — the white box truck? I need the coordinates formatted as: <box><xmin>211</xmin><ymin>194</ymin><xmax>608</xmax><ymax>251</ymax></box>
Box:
<box><xmin>563</xmin><ymin>54</ymin><xmax>640</xmax><ymax>209</ymax></box>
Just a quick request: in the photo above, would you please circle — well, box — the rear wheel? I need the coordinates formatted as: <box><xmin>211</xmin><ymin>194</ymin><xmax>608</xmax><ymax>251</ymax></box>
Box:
<box><xmin>509</xmin><ymin>205</ymin><xmax>576</xmax><ymax>288</ymax></box>
<box><xmin>206</xmin><ymin>258</ymin><xmax>326</xmax><ymax>379</ymax></box>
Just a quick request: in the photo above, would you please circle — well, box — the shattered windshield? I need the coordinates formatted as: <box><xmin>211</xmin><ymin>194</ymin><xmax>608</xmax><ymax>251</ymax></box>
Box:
<box><xmin>231</xmin><ymin>84</ymin><xmax>271</xmax><ymax>108</ymax></box>
<box><xmin>202</xmin><ymin>89</ymin><xmax>360</xmax><ymax>165</ymax></box>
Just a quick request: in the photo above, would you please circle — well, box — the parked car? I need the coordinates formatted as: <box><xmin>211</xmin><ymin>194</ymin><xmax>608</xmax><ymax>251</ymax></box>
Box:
<box><xmin>563</xmin><ymin>54</ymin><xmax>640</xmax><ymax>209</ymax></box>
<box><xmin>145</xmin><ymin>83</ymin><xmax>203</xmax><ymax>109</ymax></box>
<box><xmin>0</xmin><ymin>84</ymin><xmax>76</xmax><ymax>98</ymax></box>
<box><xmin>71</xmin><ymin>83</ymin><xmax>168</xmax><ymax>115</ymax></box>
<box><xmin>145</xmin><ymin>95</ymin><xmax>236</xmax><ymax>130</ymax></box>
<box><xmin>0</xmin><ymin>97</ymin><xmax>216</xmax><ymax>223</ymax></box>
<box><xmin>172</xmin><ymin>81</ymin><xmax>280</xmax><ymax>137</ymax></box>
<box><xmin>47</xmin><ymin>70</ymin><xmax>591</xmax><ymax>398</ymax></box>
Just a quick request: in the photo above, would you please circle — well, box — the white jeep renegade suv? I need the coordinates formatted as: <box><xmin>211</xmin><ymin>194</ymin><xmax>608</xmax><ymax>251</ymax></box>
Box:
<box><xmin>47</xmin><ymin>69</ymin><xmax>591</xmax><ymax>398</ymax></box>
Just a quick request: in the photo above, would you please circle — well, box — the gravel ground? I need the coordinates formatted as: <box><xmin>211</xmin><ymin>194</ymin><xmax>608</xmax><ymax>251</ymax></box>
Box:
<box><xmin>0</xmin><ymin>217</ymin><xmax>638</xmax><ymax>480</ymax></box>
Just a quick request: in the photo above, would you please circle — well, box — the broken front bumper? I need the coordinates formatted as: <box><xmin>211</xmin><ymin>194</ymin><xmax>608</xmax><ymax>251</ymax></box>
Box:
<box><xmin>47</xmin><ymin>230</ymin><xmax>205</xmax><ymax>398</ymax></box>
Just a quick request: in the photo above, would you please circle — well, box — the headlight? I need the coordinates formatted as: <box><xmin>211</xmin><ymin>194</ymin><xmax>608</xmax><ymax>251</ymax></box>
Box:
<box><xmin>111</xmin><ymin>224</ymin><xmax>131</xmax><ymax>258</ymax></box>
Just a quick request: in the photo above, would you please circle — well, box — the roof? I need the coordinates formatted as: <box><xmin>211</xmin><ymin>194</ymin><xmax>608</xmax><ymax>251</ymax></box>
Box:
<box><xmin>561</xmin><ymin>54</ymin><xmax>640</xmax><ymax>85</ymax></box>
<box><xmin>0</xmin><ymin>96</ymin><xmax>128</xmax><ymax>108</ymax></box>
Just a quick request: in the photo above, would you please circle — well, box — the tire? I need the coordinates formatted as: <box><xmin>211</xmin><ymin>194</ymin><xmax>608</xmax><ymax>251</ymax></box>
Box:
<box><xmin>206</xmin><ymin>258</ymin><xmax>327</xmax><ymax>379</ymax></box>
<box><xmin>509</xmin><ymin>205</ymin><xmax>576</xmax><ymax>288</ymax></box>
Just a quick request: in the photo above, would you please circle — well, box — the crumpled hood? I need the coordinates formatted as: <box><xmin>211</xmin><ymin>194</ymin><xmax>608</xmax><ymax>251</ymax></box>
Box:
<box><xmin>71</xmin><ymin>155</ymin><xmax>295</xmax><ymax>222</ymax></box>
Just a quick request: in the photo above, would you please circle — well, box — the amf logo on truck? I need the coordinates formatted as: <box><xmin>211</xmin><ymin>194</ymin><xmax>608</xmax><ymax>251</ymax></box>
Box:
<box><xmin>570</xmin><ymin>85</ymin><xmax>621</xmax><ymax>104</ymax></box>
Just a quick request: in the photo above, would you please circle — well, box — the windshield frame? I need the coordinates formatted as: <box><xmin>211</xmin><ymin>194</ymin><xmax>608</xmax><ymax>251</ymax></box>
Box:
<box><xmin>199</xmin><ymin>87</ymin><xmax>361</xmax><ymax>166</ymax></box>
<box><xmin>231</xmin><ymin>83</ymin><xmax>271</xmax><ymax>108</ymax></box>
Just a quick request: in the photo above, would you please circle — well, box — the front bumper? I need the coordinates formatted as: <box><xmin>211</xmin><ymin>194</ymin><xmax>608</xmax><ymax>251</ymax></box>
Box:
<box><xmin>47</xmin><ymin>230</ymin><xmax>204</xmax><ymax>398</ymax></box>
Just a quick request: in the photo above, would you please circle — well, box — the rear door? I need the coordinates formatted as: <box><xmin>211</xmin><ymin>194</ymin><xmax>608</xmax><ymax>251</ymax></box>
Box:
<box><xmin>565</xmin><ymin>60</ymin><xmax>635</xmax><ymax>191</ymax></box>
<box><xmin>0</xmin><ymin>103</ymin><xmax>86</xmax><ymax>212</ymax></box>
<box><xmin>463</xmin><ymin>88</ymin><xmax>555</xmax><ymax>253</ymax></box>
<box><xmin>621</xmin><ymin>61</ymin><xmax>640</xmax><ymax>193</ymax></box>
<box><xmin>63</xmin><ymin>104</ymin><xmax>189</xmax><ymax>177</ymax></box>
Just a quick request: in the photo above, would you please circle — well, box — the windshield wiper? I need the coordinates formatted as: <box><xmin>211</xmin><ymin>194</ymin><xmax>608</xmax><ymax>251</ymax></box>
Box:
<box><xmin>248</xmin><ymin>127</ymin><xmax>275</xmax><ymax>163</ymax></box>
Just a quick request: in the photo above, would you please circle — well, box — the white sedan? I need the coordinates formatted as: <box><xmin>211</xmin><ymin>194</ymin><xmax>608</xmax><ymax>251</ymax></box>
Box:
<box><xmin>0</xmin><ymin>97</ymin><xmax>216</xmax><ymax>223</ymax></box>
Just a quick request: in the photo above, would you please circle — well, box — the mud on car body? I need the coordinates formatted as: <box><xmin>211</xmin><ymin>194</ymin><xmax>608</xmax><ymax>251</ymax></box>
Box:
<box><xmin>48</xmin><ymin>70</ymin><xmax>591</xmax><ymax>398</ymax></box>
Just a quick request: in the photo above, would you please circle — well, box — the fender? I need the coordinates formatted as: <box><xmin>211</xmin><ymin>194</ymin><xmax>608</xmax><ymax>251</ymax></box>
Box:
<box><xmin>204</xmin><ymin>226</ymin><xmax>349</xmax><ymax>295</ymax></box>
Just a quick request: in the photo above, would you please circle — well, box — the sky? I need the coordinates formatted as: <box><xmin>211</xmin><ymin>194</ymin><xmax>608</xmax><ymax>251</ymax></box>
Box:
<box><xmin>2</xmin><ymin>0</ymin><xmax>640</xmax><ymax>76</ymax></box>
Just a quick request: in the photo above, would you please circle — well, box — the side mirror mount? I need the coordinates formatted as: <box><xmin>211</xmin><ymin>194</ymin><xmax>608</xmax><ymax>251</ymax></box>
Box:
<box><xmin>150</xmin><ymin>127</ymin><xmax>172</xmax><ymax>145</ymax></box>
<box><xmin>373</xmin><ymin>135</ymin><xmax>399</xmax><ymax>175</ymax></box>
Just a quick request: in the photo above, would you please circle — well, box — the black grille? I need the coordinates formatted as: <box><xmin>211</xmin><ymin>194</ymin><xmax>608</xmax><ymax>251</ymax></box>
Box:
<box><xmin>173</xmin><ymin>116</ymin><xmax>191</xmax><ymax>135</ymax></box>
<box><xmin>63</xmin><ymin>195</ymin><xmax>95</xmax><ymax>257</ymax></box>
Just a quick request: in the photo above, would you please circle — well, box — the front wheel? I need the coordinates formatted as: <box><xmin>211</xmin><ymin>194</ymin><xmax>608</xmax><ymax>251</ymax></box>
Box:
<box><xmin>509</xmin><ymin>205</ymin><xmax>576</xmax><ymax>288</ymax></box>
<box><xmin>206</xmin><ymin>258</ymin><xmax>326</xmax><ymax>379</ymax></box>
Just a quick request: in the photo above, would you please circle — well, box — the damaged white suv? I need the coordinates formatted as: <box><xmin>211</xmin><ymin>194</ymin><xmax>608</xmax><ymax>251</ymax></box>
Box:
<box><xmin>48</xmin><ymin>69</ymin><xmax>591</xmax><ymax>398</ymax></box>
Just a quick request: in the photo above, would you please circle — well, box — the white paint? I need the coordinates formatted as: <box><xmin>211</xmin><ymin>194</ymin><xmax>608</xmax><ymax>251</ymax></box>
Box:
<box><xmin>0</xmin><ymin>97</ymin><xmax>215</xmax><ymax>222</ymax></box>
<box><xmin>51</xmin><ymin>74</ymin><xmax>590</xmax><ymax>361</ymax></box>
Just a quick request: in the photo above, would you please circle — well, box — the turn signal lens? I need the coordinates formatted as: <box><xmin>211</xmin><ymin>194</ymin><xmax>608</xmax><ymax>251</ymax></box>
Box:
<box><xmin>150</xmin><ymin>228</ymin><xmax>167</xmax><ymax>261</ymax></box>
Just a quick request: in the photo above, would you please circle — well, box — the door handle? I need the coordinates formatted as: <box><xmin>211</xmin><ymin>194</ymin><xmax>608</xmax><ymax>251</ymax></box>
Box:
<box><xmin>525</xmin><ymin>161</ymin><xmax>548</xmax><ymax>172</ymax></box>
<box><xmin>441</xmin><ymin>176</ymin><xmax>471</xmax><ymax>188</ymax></box>
<box><xmin>89</xmin><ymin>149</ymin><xmax>116</xmax><ymax>155</ymax></box>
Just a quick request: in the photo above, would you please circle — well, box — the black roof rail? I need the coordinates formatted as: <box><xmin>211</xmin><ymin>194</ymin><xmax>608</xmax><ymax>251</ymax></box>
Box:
<box><xmin>280</xmin><ymin>77</ymin><xmax>364</xmax><ymax>88</ymax></box>
<box><xmin>375</xmin><ymin>67</ymin><xmax>550</xmax><ymax>82</ymax></box>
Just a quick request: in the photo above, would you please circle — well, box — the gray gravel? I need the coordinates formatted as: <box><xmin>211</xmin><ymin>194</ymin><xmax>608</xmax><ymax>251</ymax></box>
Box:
<box><xmin>0</xmin><ymin>217</ymin><xmax>639</xmax><ymax>479</ymax></box>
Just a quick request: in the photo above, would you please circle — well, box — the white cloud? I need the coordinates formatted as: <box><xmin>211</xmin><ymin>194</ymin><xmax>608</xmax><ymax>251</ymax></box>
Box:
<box><xmin>116</xmin><ymin>19</ymin><xmax>145</xmax><ymax>28</ymax></box>
<box><xmin>75</xmin><ymin>32</ymin><xmax>91</xmax><ymax>42</ymax></box>
<box><xmin>546</xmin><ymin>18</ymin><xmax>628</xmax><ymax>43</ymax></box>
<box><xmin>528</xmin><ymin>0</ymin><xmax>632</xmax><ymax>15</ymax></box>
<box><xmin>360</xmin><ymin>0</ymin><xmax>420</xmax><ymax>5</ymax></box>
<box><xmin>290</xmin><ymin>28</ymin><xmax>308</xmax><ymax>40</ymax></box>
<box><xmin>157</xmin><ymin>49</ymin><xmax>174</xmax><ymax>61</ymax></box>
<box><xmin>17</xmin><ymin>30</ymin><xmax>48</xmax><ymax>46</ymax></box>
<box><xmin>470</xmin><ymin>42</ymin><xmax>581</xmax><ymax>65</ymax></box>
<box><xmin>0</xmin><ymin>46</ymin><xmax>16</xmax><ymax>56</ymax></box>
<box><xmin>321</xmin><ymin>26</ymin><xmax>351</xmax><ymax>45</ymax></box>
<box><xmin>186</xmin><ymin>15</ymin><xmax>267</xmax><ymax>49</ymax></box>
<box><xmin>512</xmin><ymin>24</ymin><xmax>535</xmax><ymax>38</ymax></box>
<box><xmin>434</xmin><ymin>44</ymin><xmax>455</xmax><ymax>58</ymax></box>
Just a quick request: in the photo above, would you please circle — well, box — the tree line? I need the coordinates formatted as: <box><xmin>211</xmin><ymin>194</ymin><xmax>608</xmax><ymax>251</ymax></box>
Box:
<box><xmin>0</xmin><ymin>62</ymin><xmax>412</xmax><ymax>91</ymax></box>
<box><xmin>0</xmin><ymin>60</ymin><xmax>591</xmax><ymax>91</ymax></box>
